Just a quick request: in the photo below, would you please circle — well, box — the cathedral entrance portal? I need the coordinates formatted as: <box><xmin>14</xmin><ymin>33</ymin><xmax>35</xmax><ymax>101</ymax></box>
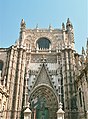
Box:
<box><xmin>30</xmin><ymin>84</ymin><xmax>58</xmax><ymax>119</ymax></box>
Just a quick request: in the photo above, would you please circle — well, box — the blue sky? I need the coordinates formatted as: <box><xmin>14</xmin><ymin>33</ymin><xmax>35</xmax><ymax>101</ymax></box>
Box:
<box><xmin>0</xmin><ymin>0</ymin><xmax>88</xmax><ymax>53</ymax></box>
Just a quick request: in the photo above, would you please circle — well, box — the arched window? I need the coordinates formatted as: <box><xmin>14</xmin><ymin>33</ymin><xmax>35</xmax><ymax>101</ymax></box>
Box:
<box><xmin>37</xmin><ymin>38</ymin><xmax>51</xmax><ymax>49</ymax></box>
<box><xmin>0</xmin><ymin>60</ymin><xmax>3</xmax><ymax>77</ymax></box>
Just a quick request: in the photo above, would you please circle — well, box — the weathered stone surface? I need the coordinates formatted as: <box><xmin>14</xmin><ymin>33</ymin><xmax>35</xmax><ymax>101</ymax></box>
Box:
<box><xmin>0</xmin><ymin>19</ymin><xmax>88</xmax><ymax>119</ymax></box>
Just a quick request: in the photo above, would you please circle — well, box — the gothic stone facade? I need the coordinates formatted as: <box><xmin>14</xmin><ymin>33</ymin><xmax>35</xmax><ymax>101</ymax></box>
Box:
<box><xmin>0</xmin><ymin>18</ymin><xmax>88</xmax><ymax>119</ymax></box>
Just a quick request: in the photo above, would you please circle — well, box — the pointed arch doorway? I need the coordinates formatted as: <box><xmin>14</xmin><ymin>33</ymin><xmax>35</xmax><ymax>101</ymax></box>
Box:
<box><xmin>30</xmin><ymin>84</ymin><xmax>58</xmax><ymax>119</ymax></box>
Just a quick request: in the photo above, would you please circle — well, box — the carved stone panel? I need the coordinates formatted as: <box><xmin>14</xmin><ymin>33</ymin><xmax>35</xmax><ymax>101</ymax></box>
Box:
<box><xmin>31</xmin><ymin>54</ymin><xmax>57</xmax><ymax>63</ymax></box>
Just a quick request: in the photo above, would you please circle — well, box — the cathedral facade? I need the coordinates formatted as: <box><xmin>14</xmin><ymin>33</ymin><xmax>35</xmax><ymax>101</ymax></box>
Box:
<box><xmin>0</xmin><ymin>18</ymin><xmax>88</xmax><ymax>119</ymax></box>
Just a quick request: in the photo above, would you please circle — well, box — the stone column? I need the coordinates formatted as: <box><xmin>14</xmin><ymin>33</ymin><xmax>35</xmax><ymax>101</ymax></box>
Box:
<box><xmin>11</xmin><ymin>49</ymin><xmax>23</xmax><ymax>119</ymax></box>
<box><xmin>7</xmin><ymin>48</ymin><xmax>18</xmax><ymax>119</ymax></box>
<box><xmin>33</xmin><ymin>109</ymin><xmax>36</xmax><ymax>119</ymax></box>
<box><xmin>57</xmin><ymin>102</ymin><xmax>65</xmax><ymax>119</ymax></box>
<box><xmin>49</xmin><ymin>44</ymin><xmax>51</xmax><ymax>53</ymax></box>
<box><xmin>87</xmin><ymin>111</ymin><xmax>88</xmax><ymax>119</ymax></box>
<box><xmin>36</xmin><ymin>43</ymin><xmax>39</xmax><ymax>53</ymax></box>
<box><xmin>24</xmin><ymin>60</ymin><xmax>30</xmax><ymax>108</ymax></box>
<box><xmin>17</xmin><ymin>50</ymin><xmax>26</xmax><ymax>118</ymax></box>
<box><xmin>7</xmin><ymin>47</ymin><xmax>14</xmax><ymax>90</ymax></box>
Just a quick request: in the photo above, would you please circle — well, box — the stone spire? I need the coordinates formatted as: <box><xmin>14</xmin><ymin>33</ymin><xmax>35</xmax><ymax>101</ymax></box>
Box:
<box><xmin>81</xmin><ymin>47</ymin><xmax>86</xmax><ymax>65</ymax></box>
<box><xmin>66</xmin><ymin>18</ymin><xmax>74</xmax><ymax>49</ymax></box>
<box><xmin>82</xmin><ymin>47</ymin><xmax>85</xmax><ymax>55</ymax></box>
<box><xmin>36</xmin><ymin>24</ymin><xmax>39</xmax><ymax>29</ymax></box>
<box><xmin>66</xmin><ymin>18</ymin><xmax>73</xmax><ymax>30</ymax></box>
<box><xmin>49</xmin><ymin>24</ymin><xmax>53</xmax><ymax>31</ymax></box>
<box><xmin>36</xmin><ymin>24</ymin><xmax>39</xmax><ymax>32</ymax></box>
<box><xmin>20</xmin><ymin>19</ymin><xmax>26</xmax><ymax>31</ymax></box>
<box><xmin>62</xmin><ymin>22</ymin><xmax>65</xmax><ymax>30</ymax></box>
<box><xmin>19</xmin><ymin>19</ymin><xmax>26</xmax><ymax>47</ymax></box>
<box><xmin>57</xmin><ymin>102</ymin><xmax>65</xmax><ymax>119</ymax></box>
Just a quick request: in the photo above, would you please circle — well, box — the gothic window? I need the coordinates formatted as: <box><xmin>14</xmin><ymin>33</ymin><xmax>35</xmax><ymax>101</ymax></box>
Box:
<box><xmin>79</xmin><ymin>88</ymin><xmax>82</xmax><ymax>107</ymax></box>
<box><xmin>0</xmin><ymin>60</ymin><xmax>3</xmax><ymax>77</ymax></box>
<box><xmin>37</xmin><ymin>37</ymin><xmax>51</xmax><ymax>49</ymax></box>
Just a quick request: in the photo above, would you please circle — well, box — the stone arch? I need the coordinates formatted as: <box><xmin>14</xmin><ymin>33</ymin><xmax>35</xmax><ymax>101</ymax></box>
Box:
<box><xmin>36</xmin><ymin>37</ymin><xmax>51</xmax><ymax>49</ymax></box>
<box><xmin>29</xmin><ymin>84</ymin><xmax>58</xmax><ymax>119</ymax></box>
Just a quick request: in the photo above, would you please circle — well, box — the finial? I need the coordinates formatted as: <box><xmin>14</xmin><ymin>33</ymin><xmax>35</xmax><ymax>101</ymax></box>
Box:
<box><xmin>49</xmin><ymin>24</ymin><xmax>53</xmax><ymax>30</ymax></box>
<box><xmin>59</xmin><ymin>102</ymin><xmax>63</xmax><ymax>109</ymax></box>
<box><xmin>82</xmin><ymin>47</ymin><xmax>85</xmax><ymax>55</ymax></box>
<box><xmin>67</xmin><ymin>18</ymin><xmax>70</xmax><ymax>23</ymax></box>
<box><xmin>36</xmin><ymin>24</ymin><xmax>39</xmax><ymax>29</ymax></box>
<box><xmin>26</xmin><ymin>102</ymin><xmax>30</xmax><ymax>108</ymax></box>
<box><xmin>62</xmin><ymin>23</ymin><xmax>65</xmax><ymax>30</ymax></box>
<box><xmin>20</xmin><ymin>19</ymin><xmax>26</xmax><ymax>30</ymax></box>
<box><xmin>57</xmin><ymin>102</ymin><xmax>65</xmax><ymax>115</ymax></box>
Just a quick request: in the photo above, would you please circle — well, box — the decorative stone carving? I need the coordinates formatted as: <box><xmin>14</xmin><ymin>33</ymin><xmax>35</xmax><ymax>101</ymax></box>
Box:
<box><xmin>31</xmin><ymin>54</ymin><xmax>57</xmax><ymax>63</ymax></box>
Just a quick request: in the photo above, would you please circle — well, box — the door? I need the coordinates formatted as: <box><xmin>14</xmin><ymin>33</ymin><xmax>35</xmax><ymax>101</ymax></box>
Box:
<box><xmin>36</xmin><ymin>97</ymin><xmax>49</xmax><ymax>119</ymax></box>
<box><xmin>36</xmin><ymin>107</ymin><xmax>49</xmax><ymax>119</ymax></box>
